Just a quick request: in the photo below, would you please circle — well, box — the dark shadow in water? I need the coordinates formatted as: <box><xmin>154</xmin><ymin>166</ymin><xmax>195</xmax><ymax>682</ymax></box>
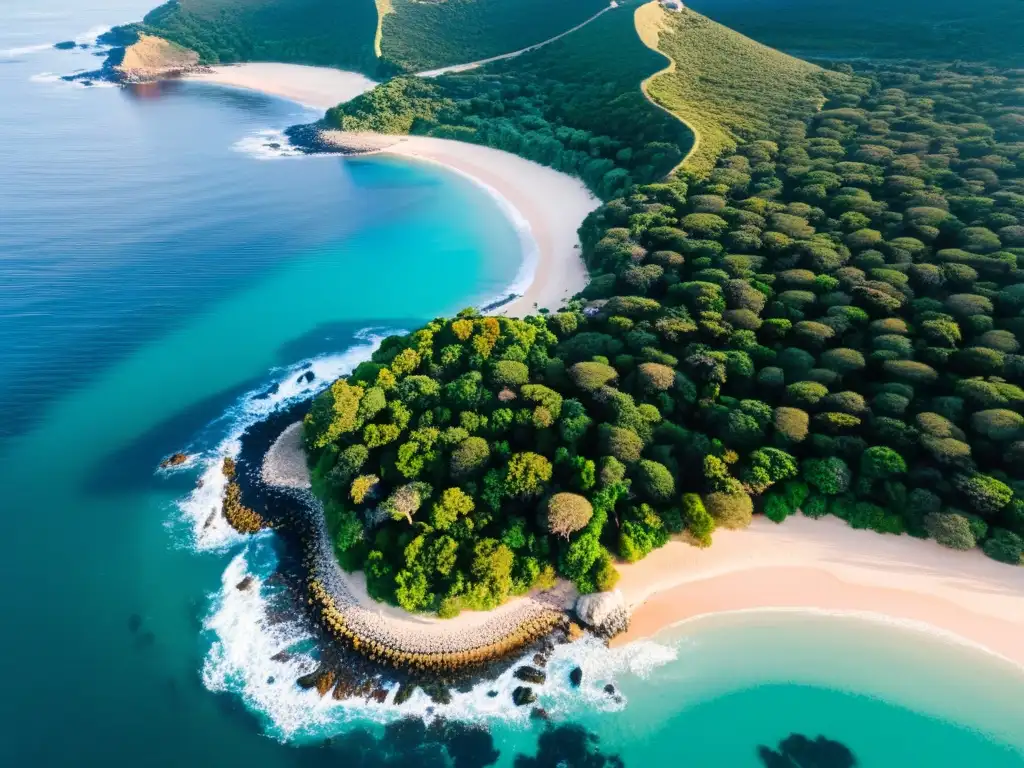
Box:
<box><xmin>292</xmin><ymin>717</ymin><xmax>499</xmax><ymax>768</ymax></box>
<box><xmin>81</xmin><ymin>318</ymin><xmax>417</xmax><ymax>498</ymax></box>
<box><xmin>757</xmin><ymin>734</ymin><xmax>858</xmax><ymax>768</ymax></box>
<box><xmin>514</xmin><ymin>724</ymin><xmax>625</xmax><ymax>768</ymax></box>
<box><xmin>81</xmin><ymin>375</ymin><xmax>266</xmax><ymax>498</ymax></box>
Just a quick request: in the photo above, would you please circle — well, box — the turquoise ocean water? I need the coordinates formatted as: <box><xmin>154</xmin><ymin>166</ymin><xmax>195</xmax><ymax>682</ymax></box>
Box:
<box><xmin>2</xmin><ymin>3</ymin><xmax>1023</xmax><ymax>765</ymax></box>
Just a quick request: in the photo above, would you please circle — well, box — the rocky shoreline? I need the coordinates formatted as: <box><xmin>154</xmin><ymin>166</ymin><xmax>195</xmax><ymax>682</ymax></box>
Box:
<box><xmin>284</xmin><ymin>124</ymin><xmax>406</xmax><ymax>156</ymax></box>
<box><xmin>259</xmin><ymin>421</ymin><xmax>576</xmax><ymax>669</ymax></box>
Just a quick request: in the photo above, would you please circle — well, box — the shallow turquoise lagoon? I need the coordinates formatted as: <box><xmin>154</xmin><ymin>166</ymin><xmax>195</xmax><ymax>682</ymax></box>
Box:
<box><xmin>2</xmin><ymin>3</ymin><xmax>1023</xmax><ymax>766</ymax></box>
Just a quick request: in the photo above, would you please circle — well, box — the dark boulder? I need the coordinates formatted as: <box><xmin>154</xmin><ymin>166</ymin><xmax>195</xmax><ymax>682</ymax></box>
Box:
<box><xmin>423</xmin><ymin>684</ymin><xmax>452</xmax><ymax>705</ymax></box>
<box><xmin>236</xmin><ymin>576</ymin><xmax>254</xmax><ymax>591</ymax></box>
<box><xmin>296</xmin><ymin>370</ymin><xmax>315</xmax><ymax>384</ymax></box>
<box><xmin>512</xmin><ymin>686</ymin><xmax>537</xmax><ymax>707</ymax></box>
<box><xmin>530</xmin><ymin>707</ymin><xmax>550</xmax><ymax>721</ymax></box>
<box><xmin>393</xmin><ymin>683</ymin><xmax>416</xmax><ymax>706</ymax></box>
<box><xmin>532</xmin><ymin>653</ymin><xmax>549</xmax><ymax>668</ymax></box>
<box><xmin>270</xmin><ymin>650</ymin><xmax>291</xmax><ymax>663</ymax></box>
<box><xmin>514</xmin><ymin>666</ymin><xmax>547</xmax><ymax>685</ymax></box>
<box><xmin>159</xmin><ymin>452</ymin><xmax>189</xmax><ymax>469</ymax></box>
<box><xmin>603</xmin><ymin>683</ymin><xmax>616</xmax><ymax>696</ymax></box>
<box><xmin>569</xmin><ymin>667</ymin><xmax>583</xmax><ymax>687</ymax></box>
<box><xmin>486</xmin><ymin>690</ymin><xmax>499</xmax><ymax>698</ymax></box>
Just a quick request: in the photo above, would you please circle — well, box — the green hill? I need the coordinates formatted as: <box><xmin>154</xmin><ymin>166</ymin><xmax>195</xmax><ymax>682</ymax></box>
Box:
<box><xmin>328</xmin><ymin>1</ymin><xmax>691</xmax><ymax>198</ymax></box>
<box><xmin>686</xmin><ymin>0</ymin><xmax>1024</xmax><ymax>66</ymax></box>
<box><xmin>137</xmin><ymin>0</ymin><xmax>614</xmax><ymax>76</ymax></box>
<box><xmin>636</xmin><ymin>4</ymin><xmax>837</xmax><ymax>177</ymax></box>
<box><xmin>140</xmin><ymin>0</ymin><xmax>381</xmax><ymax>73</ymax></box>
<box><xmin>380</xmin><ymin>0</ymin><xmax>610</xmax><ymax>72</ymax></box>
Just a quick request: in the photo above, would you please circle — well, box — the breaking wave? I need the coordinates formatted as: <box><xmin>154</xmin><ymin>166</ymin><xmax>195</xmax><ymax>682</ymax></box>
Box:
<box><xmin>202</xmin><ymin>545</ymin><xmax>677</xmax><ymax>742</ymax></box>
<box><xmin>170</xmin><ymin>328</ymin><xmax>393</xmax><ymax>551</ymax></box>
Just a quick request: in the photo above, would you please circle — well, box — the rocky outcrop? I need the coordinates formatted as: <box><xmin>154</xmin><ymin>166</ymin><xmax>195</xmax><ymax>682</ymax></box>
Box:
<box><xmin>222</xmin><ymin>457</ymin><xmax>269</xmax><ymax>534</ymax></box>
<box><xmin>514</xmin><ymin>666</ymin><xmax>547</xmax><ymax>685</ymax></box>
<box><xmin>512</xmin><ymin>686</ymin><xmax>537</xmax><ymax>706</ymax></box>
<box><xmin>159</xmin><ymin>452</ymin><xmax>189</xmax><ymax>469</ymax></box>
<box><xmin>113</xmin><ymin>33</ymin><xmax>205</xmax><ymax>83</ymax></box>
<box><xmin>569</xmin><ymin>666</ymin><xmax>583</xmax><ymax>687</ymax></box>
<box><xmin>574</xmin><ymin>590</ymin><xmax>630</xmax><ymax>638</ymax></box>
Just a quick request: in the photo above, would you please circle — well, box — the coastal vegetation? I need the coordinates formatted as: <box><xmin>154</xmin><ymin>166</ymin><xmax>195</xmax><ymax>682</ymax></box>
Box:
<box><xmin>379</xmin><ymin>0</ymin><xmax>609</xmax><ymax>72</ymax></box>
<box><xmin>133</xmin><ymin>0</ymin><xmax>614</xmax><ymax>76</ymax></box>
<box><xmin>328</xmin><ymin>3</ymin><xmax>690</xmax><ymax>199</ymax></box>
<box><xmin>686</xmin><ymin>0</ymin><xmax>1024</xmax><ymax>67</ymax></box>
<box><xmin>304</xmin><ymin>10</ymin><xmax>1024</xmax><ymax>612</ymax></box>
<box><xmin>138</xmin><ymin>0</ymin><xmax>381</xmax><ymax>74</ymax></box>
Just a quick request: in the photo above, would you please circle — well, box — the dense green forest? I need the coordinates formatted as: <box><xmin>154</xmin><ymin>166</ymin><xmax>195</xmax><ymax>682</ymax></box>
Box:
<box><xmin>307</xmin><ymin>50</ymin><xmax>1024</xmax><ymax>615</ymax></box>
<box><xmin>328</xmin><ymin>4</ymin><xmax>690</xmax><ymax>199</ymax></box>
<box><xmin>138</xmin><ymin>0</ymin><xmax>382</xmax><ymax>74</ymax></box>
<box><xmin>380</xmin><ymin>0</ymin><xmax>609</xmax><ymax>72</ymax></box>
<box><xmin>687</xmin><ymin>0</ymin><xmax>1024</xmax><ymax>67</ymax></box>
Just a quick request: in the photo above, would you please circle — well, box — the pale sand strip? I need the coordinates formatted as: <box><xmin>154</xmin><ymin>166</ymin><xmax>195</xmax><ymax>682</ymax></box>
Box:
<box><xmin>262</xmin><ymin>423</ymin><xmax>576</xmax><ymax>654</ymax></box>
<box><xmin>612</xmin><ymin>515</ymin><xmax>1024</xmax><ymax>667</ymax></box>
<box><xmin>184</xmin><ymin>63</ymin><xmax>377</xmax><ymax>110</ymax></box>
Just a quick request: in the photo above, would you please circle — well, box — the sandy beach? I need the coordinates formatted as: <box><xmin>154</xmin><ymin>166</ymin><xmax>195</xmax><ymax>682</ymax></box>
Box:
<box><xmin>612</xmin><ymin>515</ymin><xmax>1024</xmax><ymax>667</ymax></box>
<box><xmin>185</xmin><ymin>63</ymin><xmax>377</xmax><ymax>110</ymax></box>
<box><xmin>176</xmin><ymin>59</ymin><xmax>597</xmax><ymax>317</ymax></box>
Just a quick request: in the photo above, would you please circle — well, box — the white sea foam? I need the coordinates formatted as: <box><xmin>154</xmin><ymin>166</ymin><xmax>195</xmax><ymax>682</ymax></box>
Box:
<box><xmin>2</xmin><ymin>43</ymin><xmax>54</xmax><ymax>57</ymax></box>
<box><xmin>232</xmin><ymin>128</ymin><xmax>307</xmax><ymax>160</ymax></box>
<box><xmin>192</xmin><ymin>327</ymin><xmax>676</xmax><ymax>740</ymax></box>
<box><xmin>172</xmin><ymin>328</ymin><xmax>393</xmax><ymax>551</ymax></box>
<box><xmin>202</xmin><ymin>546</ymin><xmax>676</xmax><ymax>740</ymax></box>
<box><xmin>29</xmin><ymin>72</ymin><xmax>62</xmax><ymax>83</ymax></box>
<box><xmin>74</xmin><ymin>25</ymin><xmax>112</xmax><ymax>45</ymax></box>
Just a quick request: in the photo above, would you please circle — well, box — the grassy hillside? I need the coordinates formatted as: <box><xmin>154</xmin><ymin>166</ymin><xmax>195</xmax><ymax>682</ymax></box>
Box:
<box><xmin>686</xmin><ymin>0</ymin><xmax>1024</xmax><ymax>66</ymax></box>
<box><xmin>328</xmin><ymin>2</ymin><xmax>690</xmax><ymax>198</ymax></box>
<box><xmin>380</xmin><ymin>0</ymin><xmax>609</xmax><ymax>72</ymax></box>
<box><xmin>140</xmin><ymin>0</ymin><xmax>381</xmax><ymax>74</ymax></box>
<box><xmin>637</xmin><ymin>4</ymin><xmax>837</xmax><ymax>177</ymax></box>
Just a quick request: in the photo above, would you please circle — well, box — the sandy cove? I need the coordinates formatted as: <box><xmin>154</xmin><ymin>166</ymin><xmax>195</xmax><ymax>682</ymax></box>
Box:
<box><xmin>612</xmin><ymin>515</ymin><xmax>1024</xmax><ymax>667</ymax></box>
<box><xmin>178</xmin><ymin>62</ymin><xmax>597</xmax><ymax>318</ymax></box>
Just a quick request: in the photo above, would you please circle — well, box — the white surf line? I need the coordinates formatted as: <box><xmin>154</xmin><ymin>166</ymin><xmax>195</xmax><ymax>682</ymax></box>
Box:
<box><xmin>416</xmin><ymin>1</ymin><xmax>620</xmax><ymax>78</ymax></box>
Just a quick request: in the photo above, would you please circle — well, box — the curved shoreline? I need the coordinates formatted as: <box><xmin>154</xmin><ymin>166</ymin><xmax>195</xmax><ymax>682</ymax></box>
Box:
<box><xmin>609</xmin><ymin>516</ymin><xmax>1024</xmax><ymax>668</ymax></box>
<box><xmin>262</xmin><ymin>423</ymin><xmax>575</xmax><ymax>667</ymax></box>
<box><xmin>162</xmin><ymin>62</ymin><xmax>599</xmax><ymax>317</ymax></box>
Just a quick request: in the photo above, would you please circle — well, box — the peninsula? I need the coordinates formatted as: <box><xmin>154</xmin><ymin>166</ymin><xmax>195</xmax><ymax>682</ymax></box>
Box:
<box><xmin>124</xmin><ymin>0</ymin><xmax>1023</xmax><ymax>683</ymax></box>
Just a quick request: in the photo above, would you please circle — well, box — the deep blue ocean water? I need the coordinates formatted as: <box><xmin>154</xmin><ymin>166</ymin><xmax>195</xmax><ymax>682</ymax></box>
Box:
<box><xmin>2</xmin><ymin>3</ymin><xmax>1023</xmax><ymax>766</ymax></box>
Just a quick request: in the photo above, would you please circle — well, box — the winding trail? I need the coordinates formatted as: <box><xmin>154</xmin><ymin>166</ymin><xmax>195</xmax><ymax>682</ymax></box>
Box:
<box><xmin>416</xmin><ymin>1</ymin><xmax>620</xmax><ymax>77</ymax></box>
<box><xmin>634</xmin><ymin>2</ymin><xmax>697</xmax><ymax>176</ymax></box>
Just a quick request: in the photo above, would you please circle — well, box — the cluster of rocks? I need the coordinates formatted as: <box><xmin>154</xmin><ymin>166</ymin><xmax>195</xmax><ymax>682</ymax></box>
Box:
<box><xmin>284</xmin><ymin>124</ymin><xmax>405</xmax><ymax>156</ymax></box>
<box><xmin>221</xmin><ymin>457</ymin><xmax>270</xmax><ymax>535</ymax></box>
